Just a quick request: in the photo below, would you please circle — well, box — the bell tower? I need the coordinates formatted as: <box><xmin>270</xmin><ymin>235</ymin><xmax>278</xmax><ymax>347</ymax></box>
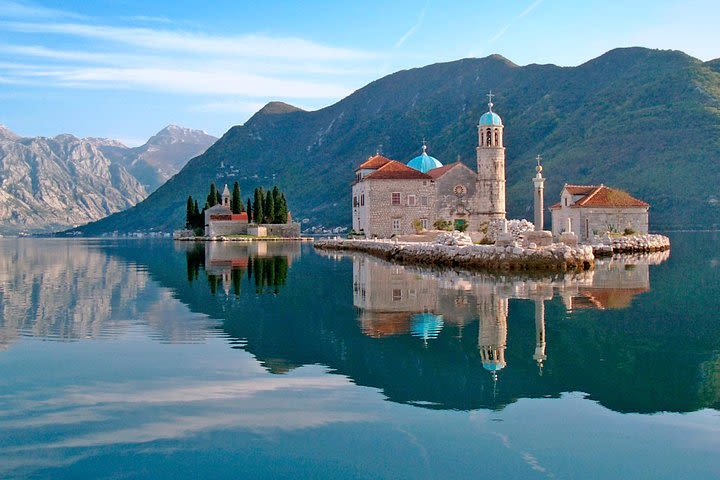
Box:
<box><xmin>476</xmin><ymin>92</ymin><xmax>506</xmax><ymax>220</ymax></box>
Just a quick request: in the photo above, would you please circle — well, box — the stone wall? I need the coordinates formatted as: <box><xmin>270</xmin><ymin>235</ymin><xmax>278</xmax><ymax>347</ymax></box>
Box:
<box><xmin>208</xmin><ymin>220</ymin><xmax>248</xmax><ymax>237</ymax></box>
<box><xmin>261</xmin><ymin>222</ymin><xmax>301</xmax><ymax>238</ymax></box>
<box><xmin>552</xmin><ymin>206</ymin><xmax>649</xmax><ymax>241</ymax></box>
<box><xmin>364</xmin><ymin>179</ymin><xmax>436</xmax><ymax>238</ymax></box>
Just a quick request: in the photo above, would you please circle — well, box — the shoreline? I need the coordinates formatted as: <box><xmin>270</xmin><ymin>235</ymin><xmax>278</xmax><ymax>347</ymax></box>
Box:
<box><xmin>174</xmin><ymin>236</ymin><xmax>313</xmax><ymax>242</ymax></box>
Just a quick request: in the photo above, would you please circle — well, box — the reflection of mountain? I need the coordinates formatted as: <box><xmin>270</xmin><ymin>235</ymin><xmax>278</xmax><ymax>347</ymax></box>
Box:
<box><xmin>13</xmin><ymin>234</ymin><xmax>717</xmax><ymax>414</ymax></box>
<box><xmin>0</xmin><ymin>239</ymin><xmax>214</xmax><ymax>349</ymax></box>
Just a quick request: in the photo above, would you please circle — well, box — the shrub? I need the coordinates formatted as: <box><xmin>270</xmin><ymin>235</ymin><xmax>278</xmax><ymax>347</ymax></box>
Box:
<box><xmin>456</xmin><ymin>222</ymin><xmax>469</xmax><ymax>232</ymax></box>
<box><xmin>623</xmin><ymin>227</ymin><xmax>636</xmax><ymax>235</ymax></box>
<box><xmin>433</xmin><ymin>219</ymin><xmax>452</xmax><ymax>231</ymax></box>
<box><xmin>411</xmin><ymin>219</ymin><xmax>424</xmax><ymax>234</ymax></box>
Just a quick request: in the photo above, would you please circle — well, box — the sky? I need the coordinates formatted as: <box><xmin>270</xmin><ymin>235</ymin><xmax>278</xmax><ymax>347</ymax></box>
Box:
<box><xmin>0</xmin><ymin>0</ymin><xmax>718</xmax><ymax>145</ymax></box>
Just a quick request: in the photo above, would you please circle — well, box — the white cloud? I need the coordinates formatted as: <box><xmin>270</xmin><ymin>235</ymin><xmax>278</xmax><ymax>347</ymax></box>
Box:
<box><xmin>394</xmin><ymin>2</ymin><xmax>429</xmax><ymax>48</ymax></box>
<box><xmin>0</xmin><ymin>0</ymin><xmax>83</xmax><ymax>19</ymax></box>
<box><xmin>0</xmin><ymin>21</ymin><xmax>377</xmax><ymax>61</ymax></box>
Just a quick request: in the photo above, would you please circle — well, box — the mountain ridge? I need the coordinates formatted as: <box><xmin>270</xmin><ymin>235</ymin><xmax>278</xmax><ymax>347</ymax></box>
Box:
<box><xmin>68</xmin><ymin>47</ymin><xmax>720</xmax><ymax>235</ymax></box>
<box><xmin>0</xmin><ymin>125</ymin><xmax>217</xmax><ymax>235</ymax></box>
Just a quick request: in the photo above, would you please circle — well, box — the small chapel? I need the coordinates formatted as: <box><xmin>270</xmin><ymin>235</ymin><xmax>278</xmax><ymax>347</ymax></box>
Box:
<box><xmin>352</xmin><ymin>94</ymin><xmax>506</xmax><ymax>238</ymax></box>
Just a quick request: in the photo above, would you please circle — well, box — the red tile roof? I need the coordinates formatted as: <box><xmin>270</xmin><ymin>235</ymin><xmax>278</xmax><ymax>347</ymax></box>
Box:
<box><xmin>565</xmin><ymin>185</ymin><xmax>598</xmax><ymax>196</ymax></box>
<box><xmin>364</xmin><ymin>160</ymin><xmax>433</xmax><ymax>180</ymax></box>
<box><xmin>576</xmin><ymin>186</ymin><xmax>649</xmax><ymax>208</ymax></box>
<box><xmin>427</xmin><ymin>163</ymin><xmax>458</xmax><ymax>179</ymax></box>
<box><xmin>357</xmin><ymin>154</ymin><xmax>392</xmax><ymax>170</ymax></box>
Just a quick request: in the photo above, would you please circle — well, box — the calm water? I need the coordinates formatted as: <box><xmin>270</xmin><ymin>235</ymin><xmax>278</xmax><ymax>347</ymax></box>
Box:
<box><xmin>0</xmin><ymin>233</ymin><xmax>719</xmax><ymax>479</ymax></box>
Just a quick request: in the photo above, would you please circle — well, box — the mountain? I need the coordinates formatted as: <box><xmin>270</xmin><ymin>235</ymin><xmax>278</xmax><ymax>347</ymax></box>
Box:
<box><xmin>70</xmin><ymin>47</ymin><xmax>720</xmax><ymax>235</ymax></box>
<box><xmin>0</xmin><ymin>126</ymin><xmax>216</xmax><ymax>235</ymax></box>
<box><xmin>97</xmin><ymin>125</ymin><xmax>217</xmax><ymax>192</ymax></box>
<box><xmin>0</xmin><ymin>133</ymin><xmax>147</xmax><ymax>235</ymax></box>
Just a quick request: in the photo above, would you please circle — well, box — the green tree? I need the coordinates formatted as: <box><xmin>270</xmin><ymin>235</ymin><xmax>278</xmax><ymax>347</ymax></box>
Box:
<box><xmin>193</xmin><ymin>200</ymin><xmax>200</xmax><ymax>228</ymax></box>
<box><xmin>265</xmin><ymin>189</ymin><xmax>275</xmax><ymax>223</ymax></box>
<box><xmin>253</xmin><ymin>188</ymin><xmax>264</xmax><ymax>225</ymax></box>
<box><xmin>186</xmin><ymin>196</ymin><xmax>194</xmax><ymax>228</ymax></box>
<box><xmin>276</xmin><ymin>193</ymin><xmax>288</xmax><ymax>223</ymax></box>
<box><xmin>246</xmin><ymin>197</ymin><xmax>253</xmax><ymax>222</ymax></box>
<box><xmin>207</xmin><ymin>183</ymin><xmax>218</xmax><ymax>207</ymax></box>
<box><xmin>232</xmin><ymin>182</ymin><xmax>242</xmax><ymax>213</ymax></box>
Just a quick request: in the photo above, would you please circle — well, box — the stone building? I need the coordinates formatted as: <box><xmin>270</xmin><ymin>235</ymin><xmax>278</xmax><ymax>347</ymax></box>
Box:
<box><xmin>550</xmin><ymin>184</ymin><xmax>649</xmax><ymax>242</ymax></box>
<box><xmin>351</xmin><ymin>94</ymin><xmax>506</xmax><ymax>238</ymax></box>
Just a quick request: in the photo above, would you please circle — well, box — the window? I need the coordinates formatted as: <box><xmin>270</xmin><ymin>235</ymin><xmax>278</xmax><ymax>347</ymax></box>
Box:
<box><xmin>353</xmin><ymin>196</ymin><xmax>358</xmax><ymax>207</ymax></box>
<box><xmin>494</xmin><ymin>130</ymin><xmax>499</xmax><ymax>145</ymax></box>
<box><xmin>392</xmin><ymin>289</ymin><xmax>402</xmax><ymax>301</ymax></box>
<box><xmin>407</xmin><ymin>194</ymin><xmax>416</xmax><ymax>206</ymax></box>
<box><xmin>360</xmin><ymin>194</ymin><xmax>364</xmax><ymax>206</ymax></box>
<box><xmin>392</xmin><ymin>219</ymin><xmax>401</xmax><ymax>231</ymax></box>
<box><xmin>486</xmin><ymin>128</ymin><xmax>492</xmax><ymax>145</ymax></box>
<box><xmin>421</xmin><ymin>218</ymin><xmax>429</xmax><ymax>230</ymax></box>
<box><xmin>421</xmin><ymin>196</ymin><xmax>428</xmax><ymax>206</ymax></box>
<box><xmin>391</xmin><ymin>192</ymin><xmax>401</xmax><ymax>205</ymax></box>
<box><xmin>564</xmin><ymin>197</ymin><xmax>568</xmax><ymax>207</ymax></box>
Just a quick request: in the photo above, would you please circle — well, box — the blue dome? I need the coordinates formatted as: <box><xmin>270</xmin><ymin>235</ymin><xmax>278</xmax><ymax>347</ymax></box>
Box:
<box><xmin>479</xmin><ymin>111</ymin><xmax>502</xmax><ymax>126</ymax></box>
<box><xmin>410</xmin><ymin>313</ymin><xmax>444</xmax><ymax>341</ymax></box>
<box><xmin>407</xmin><ymin>145</ymin><xmax>443</xmax><ymax>173</ymax></box>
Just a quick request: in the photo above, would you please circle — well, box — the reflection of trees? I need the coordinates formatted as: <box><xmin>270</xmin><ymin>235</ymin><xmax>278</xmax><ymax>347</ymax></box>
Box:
<box><xmin>186</xmin><ymin>244</ymin><xmax>204</xmax><ymax>282</ymax></box>
<box><xmin>249</xmin><ymin>257</ymin><xmax>288</xmax><ymax>295</ymax></box>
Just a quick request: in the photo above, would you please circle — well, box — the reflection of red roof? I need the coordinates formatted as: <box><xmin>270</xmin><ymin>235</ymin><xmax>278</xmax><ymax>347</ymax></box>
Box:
<box><xmin>357</xmin><ymin>154</ymin><xmax>392</xmax><ymax>170</ymax></box>
<box><xmin>574</xmin><ymin>287</ymin><xmax>650</xmax><ymax>310</ymax></box>
<box><xmin>365</xmin><ymin>160</ymin><xmax>433</xmax><ymax>180</ymax></box>
<box><xmin>210</xmin><ymin>257</ymin><xmax>249</xmax><ymax>268</ymax></box>
<box><xmin>359</xmin><ymin>311</ymin><xmax>411</xmax><ymax>338</ymax></box>
<box><xmin>561</xmin><ymin>185</ymin><xmax>649</xmax><ymax>208</ymax></box>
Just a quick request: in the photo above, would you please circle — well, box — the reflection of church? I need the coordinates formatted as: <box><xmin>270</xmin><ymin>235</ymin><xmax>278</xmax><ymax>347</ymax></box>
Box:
<box><xmin>347</xmin><ymin>251</ymin><xmax>657</xmax><ymax>381</ymax></box>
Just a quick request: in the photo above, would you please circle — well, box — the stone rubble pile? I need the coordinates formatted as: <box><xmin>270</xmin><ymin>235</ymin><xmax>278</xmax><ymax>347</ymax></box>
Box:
<box><xmin>315</xmin><ymin>238</ymin><xmax>594</xmax><ymax>272</ymax></box>
<box><xmin>591</xmin><ymin>234</ymin><xmax>670</xmax><ymax>256</ymax></box>
<box><xmin>486</xmin><ymin>219</ymin><xmax>535</xmax><ymax>241</ymax></box>
<box><xmin>434</xmin><ymin>231</ymin><xmax>474</xmax><ymax>247</ymax></box>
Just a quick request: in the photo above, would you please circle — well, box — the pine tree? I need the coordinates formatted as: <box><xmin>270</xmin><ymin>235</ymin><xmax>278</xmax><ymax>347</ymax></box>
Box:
<box><xmin>207</xmin><ymin>183</ymin><xmax>218</xmax><ymax>207</ymax></box>
<box><xmin>231</xmin><ymin>182</ymin><xmax>242</xmax><ymax>214</ymax></box>
<box><xmin>186</xmin><ymin>196</ymin><xmax>194</xmax><ymax>228</ymax></box>
<box><xmin>253</xmin><ymin>188</ymin><xmax>264</xmax><ymax>225</ymax></box>
<box><xmin>246</xmin><ymin>198</ymin><xmax>252</xmax><ymax>222</ymax></box>
<box><xmin>265</xmin><ymin>189</ymin><xmax>275</xmax><ymax>224</ymax></box>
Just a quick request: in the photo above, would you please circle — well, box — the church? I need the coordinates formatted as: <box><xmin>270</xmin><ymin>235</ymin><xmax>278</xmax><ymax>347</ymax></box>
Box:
<box><xmin>352</xmin><ymin>94</ymin><xmax>506</xmax><ymax>238</ymax></box>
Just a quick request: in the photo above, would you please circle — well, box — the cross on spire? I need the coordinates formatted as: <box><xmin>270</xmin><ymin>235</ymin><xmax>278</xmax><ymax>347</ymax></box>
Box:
<box><xmin>421</xmin><ymin>138</ymin><xmax>427</xmax><ymax>153</ymax></box>
<box><xmin>535</xmin><ymin>154</ymin><xmax>543</xmax><ymax>175</ymax></box>
<box><xmin>536</xmin><ymin>154</ymin><xmax>542</xmax><ymax>167</ymax></box>
<box><xmin>487</xmin><ymin>91</ymin><xmax>495</xmax><ymax>111</ymax></box>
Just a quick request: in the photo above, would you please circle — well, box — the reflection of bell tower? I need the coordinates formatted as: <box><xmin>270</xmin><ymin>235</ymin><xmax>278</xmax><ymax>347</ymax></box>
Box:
<box><xmin>534</xmin><ymin>300</ymin><xmax>547</xmax><ymax>374</ymax></box>
<box><xmin>478</xmin><ymin>295</ymin><xmax>508</xmax><ymax>381</ymax></box>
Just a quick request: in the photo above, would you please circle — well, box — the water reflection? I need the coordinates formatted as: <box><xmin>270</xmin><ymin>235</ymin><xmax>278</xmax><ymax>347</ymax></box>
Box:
<box><xmin>347</xmin><ymin>251</ymin><xmax>666</xmax><ymax>382</ymax></box>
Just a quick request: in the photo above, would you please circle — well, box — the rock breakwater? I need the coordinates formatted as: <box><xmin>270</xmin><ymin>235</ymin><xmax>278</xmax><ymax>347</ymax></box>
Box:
<box><xmin>591</xmin><ymin>234</ymin><xmax>670</xmax><ymax>256</ymax></box>
<box><xmin>315</xmin><ymin>238</ymin><xmax>594</xmax><ymax>272</ymax></box>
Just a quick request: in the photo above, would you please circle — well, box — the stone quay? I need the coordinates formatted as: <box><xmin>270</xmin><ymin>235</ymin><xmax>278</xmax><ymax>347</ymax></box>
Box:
<box><xmin>315</xmin><ymin>237</ymin><xmax>595</xmax><ymax>272</ymax></box>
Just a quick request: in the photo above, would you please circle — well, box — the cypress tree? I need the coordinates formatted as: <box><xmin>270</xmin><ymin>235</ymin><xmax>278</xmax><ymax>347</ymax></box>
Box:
<box><xmin>193</xmin><ymin>200</ymin><xmax>200</xmax><ymax>228</ymax></box>
<box><xmin>253</xmin><ymin>188</ymin><xmax>264</xmax><ymax>225</ymax></box>
<box><xmin>265</xmin><ymin>189</ymin><xmax>275</xmax><ymax>224</ymax></box>
<box><xmin>276</xmin><ymin>193</ymin><xmax>289</xmax><ymax>224</ymax></box>
<box><xmin>207</xmin><ymin>183</ymin><xmax>218</xmax><ymax>207</ymax></box>
<box><xmin>186</xmin><ymin>196</ymin><xmax>194</xmax><ymax>228</ymax></box>
<box><xmin>246</xmin><ymin>197</ymin><xmax>252</xmax><ymax>222</ymax></box>
<box><xmin>232</xmin><ymin>181</ymin><xmax>243</xmax><ymax>213</ymax></box>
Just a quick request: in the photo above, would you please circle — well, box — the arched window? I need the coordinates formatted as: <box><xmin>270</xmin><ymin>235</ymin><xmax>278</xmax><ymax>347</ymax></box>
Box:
<box><xmin>494</xmin><ymin>129</ymin><xmax>499</xmax><ymax>145</ymax></box>
<box><xmin>480</xmin><ymin>131</ymin><xmax>484</xmax><ymax>146</ymax></box>
<box><xmin>486</xmin><ymin>128</ymin><xmax>492</xmax><ymax>146</ymax></box>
